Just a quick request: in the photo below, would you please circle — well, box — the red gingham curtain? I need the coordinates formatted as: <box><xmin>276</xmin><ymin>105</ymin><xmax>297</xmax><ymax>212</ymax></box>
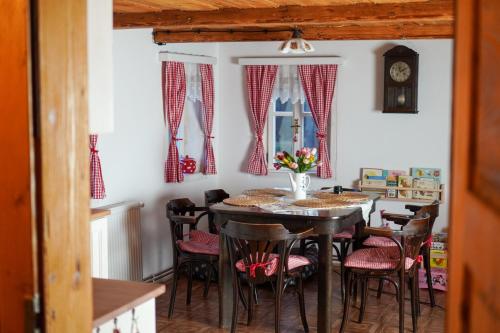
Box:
<box><xmin>245</xmin><ymin>65</ymin><xmax>279</xmax><ymax>175</ymax></box>
<box><xmin>162</xmin><ymin>61</ymin><xmax>186</xmax><ymax>183</ymax></box>
<box><xmin>199</xmin><ymin>64</ymin><xmax>217</xmax><ymax>174</ymax></box>
<box><xmin>90</xmin><ymin>134</ymin><xmax>106</xmax><ymax>199</ymax></box>
<box><xmin>298</xmin><ymin>64</ymin><xmax>338</xmax><ymax>178</ymax></box>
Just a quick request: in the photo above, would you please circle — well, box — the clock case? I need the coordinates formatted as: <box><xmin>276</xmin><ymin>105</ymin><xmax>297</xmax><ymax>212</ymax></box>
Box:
<box><xmin>383</xmin><ymin>45</ymin><xmax>419</xmax><ymax>114</ymax></box>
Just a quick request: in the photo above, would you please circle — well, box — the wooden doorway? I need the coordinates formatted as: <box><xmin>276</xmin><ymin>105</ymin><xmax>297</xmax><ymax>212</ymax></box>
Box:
<box><xmin>447</xmin><ymin>0</ymin><xmax>500</xmax><ymax>331</ymax></box>
<box><xmin>0</xmin><ymin>0</ymin><xmax>92</xmax><ymax>331</ymax></box>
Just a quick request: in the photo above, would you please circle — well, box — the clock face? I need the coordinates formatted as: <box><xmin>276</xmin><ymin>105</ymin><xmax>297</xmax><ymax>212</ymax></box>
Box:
<box><xmin>389</xmin><ymin>61</ymin><xmax>411</xmax><ymax>83</ymax></box>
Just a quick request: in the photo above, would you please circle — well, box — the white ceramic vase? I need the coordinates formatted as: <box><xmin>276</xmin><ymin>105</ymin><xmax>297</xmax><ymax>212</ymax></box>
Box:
<box><xmin>288</xmin><ymin>172</ymin><xmax>311</xmax><ymax>200</ymax></box>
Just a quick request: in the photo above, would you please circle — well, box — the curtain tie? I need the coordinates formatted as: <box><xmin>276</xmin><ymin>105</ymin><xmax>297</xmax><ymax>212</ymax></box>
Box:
<box><xmin>246</xmin><ymin>262</ymin><xmax>271</xmax><ymax>278</ymax></box>
<box><xmin>206</xmin><ymin>135</ymin><xmax>214</xmax><ymax>139</ymax></box>
<box><xmin>316</xmin><ymin>132</ymin><xmax>326</xmax><ymax>139</ymax></box>
<box><xmin>255</xmin><ymin>134</ymin><xmax>263</xmax><ymax>142</ymax></box>
<box><xmin>171</xmin><ymin>136</ymin><xmax>183</xmax><ymax>141</ymax></box>
<box><xmin>90</xmin><ymin>148</ymin><xmax>99</xmax><ymax>153</ymax></box>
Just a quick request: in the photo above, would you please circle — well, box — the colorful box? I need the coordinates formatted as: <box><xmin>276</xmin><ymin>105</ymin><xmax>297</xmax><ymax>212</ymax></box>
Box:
<box><xmin>411</xmin><ymin>167</ymin><xmax>441</xmax><ymax>184</ymax></box>
<box><xmin>418</xmin><ymin>268</ymin><xmax>447</xmax><ymax>291</ymax></box>
<box><xmin>430</xmin><ymin>249</ymin><xmax>448</xmax><ymax>269</ymax></box>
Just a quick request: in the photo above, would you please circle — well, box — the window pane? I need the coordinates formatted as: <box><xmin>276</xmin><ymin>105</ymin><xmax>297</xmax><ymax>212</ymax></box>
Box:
<box><xmin>303</xmin><ymin>115</ymin><xmax>318</xmax><ymax>149</ymax></box>
<box><xmin>303</xmin><ymin>99</ymin><xmax>311</xmax><ymax>113</ymax></box>
<box><xmin>275</xmin><ymin>98</ymin><xmax>293</xmax><ymax>112</ymax></box>
<box><xmin>275</xmin><ymin>116</ymin><xmax>293</xmax><ymax>154</ymax></box>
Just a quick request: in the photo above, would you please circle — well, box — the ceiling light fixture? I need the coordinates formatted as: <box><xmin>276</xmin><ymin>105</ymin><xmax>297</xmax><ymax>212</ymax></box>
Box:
<box><xmin>279</xmin><ymin>28</ymin><xmax>315</xmax><ymax>54</ymax></box>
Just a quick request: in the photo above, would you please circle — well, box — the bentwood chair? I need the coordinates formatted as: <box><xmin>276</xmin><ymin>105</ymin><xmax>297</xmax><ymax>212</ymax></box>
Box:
<box><xmin>166</xmin><ymin>198</ymin><xmax>219</xmax><ymax>318</ymax></box>
<box><xmin>340</xmin><ymin>215</ymin><xmax>430</xmax><ymax>333</ymax></box>
<box><xmin>222</xmin><ymin>221</ymin><xmax>313</xmax><ymax>333</ymax></box>
<box><xmin>204</xmin><ymin>189</ymin><xmax>230</xmax><ymax>234</ymax></box>
<box><xmin>363</xmin><ymin>200</ymin><xmax>440</xmax><ymax>307</ymax></box>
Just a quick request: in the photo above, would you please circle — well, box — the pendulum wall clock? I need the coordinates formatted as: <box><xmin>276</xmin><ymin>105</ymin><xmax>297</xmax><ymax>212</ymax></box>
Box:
<box><xmin>383</xmin><ymin>45</ymin><xmax>419</xmax><ymax>113</ymax></box>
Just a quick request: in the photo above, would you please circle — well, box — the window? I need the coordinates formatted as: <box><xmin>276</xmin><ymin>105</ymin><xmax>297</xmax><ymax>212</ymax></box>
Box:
<box><xmin>268</xmin><ymin>97</ymin><xmax>324</xmax><ymax>171</ymax></box>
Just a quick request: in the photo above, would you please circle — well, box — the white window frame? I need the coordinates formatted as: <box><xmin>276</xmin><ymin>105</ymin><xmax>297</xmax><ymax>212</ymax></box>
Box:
<box><xmin>267</xmin><ymin>86</ymin><xmax>338</xmax><ymax>178</ymax></box>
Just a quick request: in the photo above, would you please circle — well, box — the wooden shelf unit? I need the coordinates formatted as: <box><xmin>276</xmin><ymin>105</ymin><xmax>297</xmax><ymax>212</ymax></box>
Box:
<box><xmin>356</xmin><ymin>181</ymin><xmax>445</xmax><ymax>203</ymax></box>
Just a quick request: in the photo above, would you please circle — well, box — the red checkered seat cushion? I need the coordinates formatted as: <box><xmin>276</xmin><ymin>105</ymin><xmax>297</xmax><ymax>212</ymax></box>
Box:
<box><xmin>344</xmin><ymin>247</ymin><xmax>415</xmax><ymax>271</ymax></box>
<box><xmin>235</xmin><ymin>254</ymin><xmax>311</xmax><ymax>277</ymax></box>
<box><xmin>176</xmin><ymin>230</ymin><xmax>219</xmax><ymax>256</ymax></box>
<box><xmin>333</xmin><ymin>225</ymin><xmax>355</xmax><ymax>239</ymax></box>
<box><xmin>363</xmin><ymin>235</ymin><xmax>399</xmax><ymax>247</ymax></box>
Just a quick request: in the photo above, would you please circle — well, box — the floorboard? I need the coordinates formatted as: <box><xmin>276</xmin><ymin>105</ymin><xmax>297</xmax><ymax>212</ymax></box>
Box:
<box><xmin>156</xmin><ymin>269</ymin><xmax>445</xmax><ymax>332</ymax></box>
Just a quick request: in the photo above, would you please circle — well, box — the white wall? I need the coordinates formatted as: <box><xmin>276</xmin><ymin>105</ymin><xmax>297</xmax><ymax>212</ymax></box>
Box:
<box><xmin>217</xmin><ymin>40</ymin><xmax>453</xmax><ymax>232</ymax></box>
<box><xmin>95</xmin><ymin>30</ymin><xmax>453</xmax><ymax>277</ymax></box>
<box><xmin>92</xmin><ymin>29</ymin><xmax>219</xmax><ymax>278</ymax></box>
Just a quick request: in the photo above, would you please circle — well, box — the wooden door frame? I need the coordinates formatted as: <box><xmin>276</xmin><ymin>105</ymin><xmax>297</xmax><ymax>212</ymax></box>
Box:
<box><xmin>34</xmin><ymin>0</ymin><xmax>92</xmax><ymax>330</ymax></box>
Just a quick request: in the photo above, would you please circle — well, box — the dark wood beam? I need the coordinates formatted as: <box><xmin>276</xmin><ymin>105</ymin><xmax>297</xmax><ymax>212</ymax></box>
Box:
<box><xmin>115</xmin><ymin>1</ymin><xmax>454</xmax><ymax>30</ymax></box>
<box><xmin>153</xmin><ymin>22</ymin><xmax>453</xmax><ymax>43</ymax></box>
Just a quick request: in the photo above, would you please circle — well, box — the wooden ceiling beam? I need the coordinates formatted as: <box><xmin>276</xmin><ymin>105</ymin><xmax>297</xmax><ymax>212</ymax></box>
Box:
<box><xmin>153</xmin><ymin>22</ymin><xmax>454</xmax><ymax>43</ymax></box>
<box><xmin>114</xmin><ymin>1</ymin><xmax>454</xmax><ymax>30</ymax></box>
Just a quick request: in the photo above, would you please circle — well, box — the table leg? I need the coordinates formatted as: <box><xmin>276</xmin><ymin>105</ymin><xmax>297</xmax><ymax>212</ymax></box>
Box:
<box><xmin>318</xmin><ymin>234</ymin><xmax>333</xmax><ymax>333</ymax></box>
<box><xmin>217</xmin><ymin>216</ymin><xmax>232</xmax><ymax>328</ymax></box>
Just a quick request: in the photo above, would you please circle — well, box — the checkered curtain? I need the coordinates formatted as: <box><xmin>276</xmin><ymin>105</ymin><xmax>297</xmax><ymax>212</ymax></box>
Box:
<box><xmin>199</xmin><ymin>64</ymin><xmax>217</xmax><ymax>174</ymax></box>
<box><xmin>162</xmin><ymin>61</ymin><xmax>186</xmax><ymax>183</ymax></box>
<box><xmin>89</xmin><ymin>134</ymin><xmax>106</xmax><ymax>199</ymax></box>
<box><xmin>245</xmin><ymin>65</ymin><xmax>279</xmax><ymax>175</ymax></box>
<box><xmin>298</xmin><ymin>64</ymin><xmax>338</xmax><ymax>178</ymax></box>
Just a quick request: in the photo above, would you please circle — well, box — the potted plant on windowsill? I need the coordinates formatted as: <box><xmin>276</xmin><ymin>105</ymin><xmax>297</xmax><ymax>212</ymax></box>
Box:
<box><xmin>273</xmin><ymin>147</ymin><xmax>322</xmax><ymax>200</ymax></box>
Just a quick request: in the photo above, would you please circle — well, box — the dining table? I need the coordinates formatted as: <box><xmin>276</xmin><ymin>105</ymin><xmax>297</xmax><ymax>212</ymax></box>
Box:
<box><xmin>210</xmin><ymin>191</ymin><xmax>380</xmax><ymax>333</ymax></box>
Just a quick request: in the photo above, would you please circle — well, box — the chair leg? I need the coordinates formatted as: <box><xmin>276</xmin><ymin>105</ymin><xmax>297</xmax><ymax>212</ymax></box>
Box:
<box><xmin>398</xmin><ymin>271</ymin><xmax>405</xmax><ymax>333</ymax></box>
<box><xmin>275</xmin><ymin>277</ymin><xmax>284</xmax><ymax>333</ymax></box>
<box><xmin>410</xmin><ymin>275</ymin><xmax>418</xmax><ymax>332</ymax></box>
<box><xmin>339</xmin><ymin>240</ymin><xmax>348</xmax><ymax>302</ymax></box>
<box><xmin>168</xmin><ymin>269</ymin><xmax>179</xmax><ymax>319</ymax></box>
<box><xmin>416</xmin><ymin>276</ymin><xmax>421</xmax><ymax>316</ymax></box>
<box><xmin>424</xmin><ymin>248</ymin><xmax>436</xmax><ymax>307</ymax></box>
<box><xmin>247</xmin><ymin>283</ymin><xmax>254</xmax><ymax>326</ymax></box>
<box><xmin>358</xmin><ymin>278</ymin><xmax>369</xmax><ymax>323</ymax></box>
<box><xmin>340</xmin><ymin>270</ymin><xmax>354</xmax><ymax>333</ymax></box>
<box><xmin>203</xmin><ymin>264</ymin><xmax>212</xmax><ymax>298</ymax></box>
<box><xmin>377</xmin><ymin>278</ymin><xmax>384</xmax><ymax>298</ymax></box>
<box><xmin>237</xmin><ymin>275</ymin><xmax>248</xmax><ymax>310</ymax></box>
<box><xmin>231</xmin><ymin>272</ymin><xmax>240</xmax><ymax>333</ymax></box>
<box><xmin>297</xmin><ymin>276</ymin><xmax>309</xmax><ymax>332</ymax></box>
<box><xmin>254</xmin><ymin>285</ymin><xmax>260</xmax><ymax>305</ymax></box>
<box><xmin>186</xmin><ymin>264</ymin><xmax>193</xmax><ymax>305</ymax></box>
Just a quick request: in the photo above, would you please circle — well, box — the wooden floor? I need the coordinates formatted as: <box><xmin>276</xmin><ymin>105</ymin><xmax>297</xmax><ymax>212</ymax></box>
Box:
<box><xmin>156</xmin><ymin>269</ymin><xmax>445</xmax><ymax>332</ymax></box>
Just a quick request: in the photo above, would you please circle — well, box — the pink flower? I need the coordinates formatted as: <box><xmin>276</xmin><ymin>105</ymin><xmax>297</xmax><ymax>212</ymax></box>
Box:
<box><xmin>300</xmin><ymin>148</ymin><xmax>308</xmax><ymax>156</ymax></box>
<box><xmin>276</xmin><ymin>152</ymin><xmax>284</xmax><ymax>160</ymax></box>
<box><xmin>295</xmin><ymin>150</ymin><xmax>300</xmax><ymax>157</ymax></box>
<box><xmin>317</xmin><ymin>161</ymin><xmax>323</xmax><ymax>167</ymax></box>
<box><xmin>273</xmin><ymin>162</ymin><xmax>282</xmax><ymax>170</ymax></box>
<box><xmin>311</xmin><ymin>148</ymin><xmax>317</xmax><ymax>155</ymax></box>
<box><xmin>290</xmin><ymin>162</ymin><xmax>298</xmax><ymax>169</ymax></box>
<box><xmin>305</xmin><ymin>152</ymin><xmax>311</xmax><ymax>159</ymax></box>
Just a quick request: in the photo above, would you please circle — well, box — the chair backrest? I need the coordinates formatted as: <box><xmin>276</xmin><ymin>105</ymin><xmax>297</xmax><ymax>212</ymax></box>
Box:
<box><xmin>222</xmin><ymin>221</ymin><xmax>297</xmax><ymax>284</ymax></box>
<box><xmin>320</xmin><ymin>187</ymin><xmax>360</xmax><ymax>192</ymax></box>
<box><xmin>413</xmin><ymin>200</ymin><xmax>439</xmax><ymax>240</ymax></box>
<box><xmin>402</xmin><ymin>214</ymin><xmax>431</xmax><ymax>261</ymax></box>
<box><xmin>166</xmin><ymin>198</ymin><xmax>197</xmax><ymax>244</ymax></box>
<box><xmin>205</xmin><ymin>189</ymin><xmax>230</xmax><ymax>234</ymax></box>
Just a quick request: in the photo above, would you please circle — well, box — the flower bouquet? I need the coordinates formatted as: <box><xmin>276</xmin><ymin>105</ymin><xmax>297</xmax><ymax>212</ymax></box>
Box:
<box><xmin>273</xmin><ymin>147</ymin><xmax>322</xmax><ymax>173</ymax></box>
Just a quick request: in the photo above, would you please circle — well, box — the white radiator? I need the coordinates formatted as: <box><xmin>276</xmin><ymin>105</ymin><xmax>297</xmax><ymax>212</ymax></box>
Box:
<box><xmin>97</xmin><ymin>201</ymin><xmax>144</xmax><ymax>281</ymax></box>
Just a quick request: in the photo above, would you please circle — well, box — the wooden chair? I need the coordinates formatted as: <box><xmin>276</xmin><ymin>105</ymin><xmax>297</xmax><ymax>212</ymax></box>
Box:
<box><xmin>166</xmin><ymin>198</ymin><xmax>219</xmax><ymax>318</ymax></box>
<box><xmin>204</xmin><ymin>189</ymin><xmax>230</xmax><ymax>234</ymax></box>
<box><xmin>363</xmin><ymin>200</ymin><xmax>440</xmax><ymax>307</ymax></box>
<box><xmin>340</xmin><ymin>215</ymin><xmax>430</xmax><ymax>333</ymax></box>
<box><xmin>222</xmin><ymin>221</ymin><xmax>313</xmax><ymax>333</ymax></box>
